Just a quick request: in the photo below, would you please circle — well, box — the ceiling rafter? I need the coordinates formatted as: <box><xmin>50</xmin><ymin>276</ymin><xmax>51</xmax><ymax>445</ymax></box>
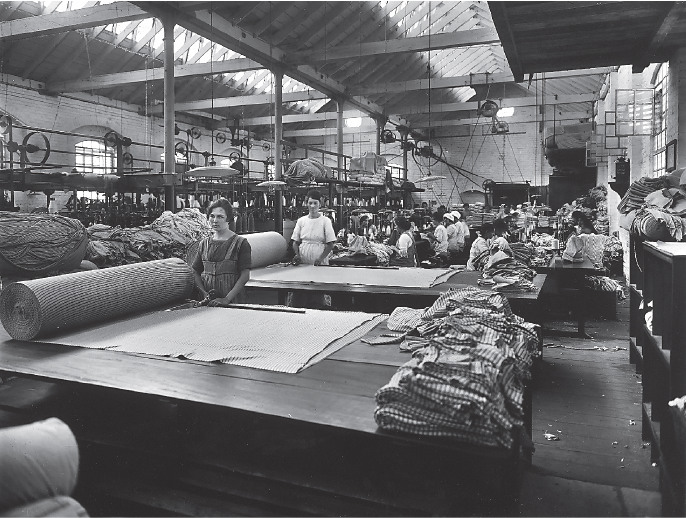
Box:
<box><xmin>148</xmin><ymin>90</ymin><xmax>329</xmax><ymax>115</ymax></box>
<box><xmin>247</xmin><ymin>2</ymin><xmax>292</xmax><ymax>37</ymax></box>
<box><xmin>286</xmin><ymin>28</ymin><xmax>500</xmax><ymax>65</ymax></box>
<box><xmin>269</xmin><ymin>2</ymin><xmax>315</xmax><ymax>46</ymax></box>
<box><xmin>20</xmin><ymin>30</ymin><xmax>71</xmax><ymax>79</ymax></box>
<box><xmin>0</xmin><ymin>1</ymin><xmax>150</xmax><ymax>41</ymax></box>
<box><xmin>132</xmin><ymin>2</ymin><xmax>405</xmax><ymax>125</ymax></box>
<box><xmin>290</xmin><ymin>2</ymin><xmax>354</xmax><ymax>51</ymax></box>
<box><xmin>44</xmin><ymin>57</ymin><xmax>264</xmax><ymax>93</ymax></box>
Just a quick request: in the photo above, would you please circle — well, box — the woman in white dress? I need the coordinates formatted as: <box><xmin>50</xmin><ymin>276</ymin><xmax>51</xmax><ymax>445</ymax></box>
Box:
<box><xmin>291</xmin><ymin>189</ymin><xmax>336</xmax><ymax>266</ymax></box>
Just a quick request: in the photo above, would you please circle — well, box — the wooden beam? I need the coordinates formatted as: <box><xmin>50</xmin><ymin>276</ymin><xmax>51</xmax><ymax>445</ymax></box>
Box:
<box><xmin>350</xmin><ymin>72</ymin><xmax>514</xmax><ymax>96</ymax></box>
<box><xmin>247</xmin><ymin>2</ymin><xmax>292</xmax><ymax>37</ymax></box>
<box><xmin>20</xmin><ymin>31</ymin><xmax>70</xmax><ymax>79</ymax></box>
<box><xmin>133</xmin><ymin>2</ymin><xmax>405</xmax><ymax>125</ymax></box>
<box><xmin>239</xmin><ymin>110</ymin><xmax>364</xmax><ymax>126</ymax></box>
<box><xmin>284</xmin><ymin>125</ymin><xmax>378</xmax><ymax>138</ymax></box>
<box><xmin>412</xmin><ymin>111</ymin><xmax>592</xmax><ymax>128</ymax></box>
<box><xmin>386</xmin><ymin>93</ymin><xmax>597</xmax><ymax>115</ymax></box>
<box><xmin>286</xmin><ymin>28</ymin><xmax>500</xmax><ymax>64</ymax></box>
<box><xmin>633</xmin><ymin>2</ymin><xmax>683</xmax><ymax>71</ymax></box>
<box><xmin>45</xmin><ymin>58</ymin><xmax>264</xmax><ymax>93</ymax></box>
<box><xmin>488</xmin><ymin>1</ymin><xmax>524</xmax><ymax>82</ymax></box>
<box><xmin>146</xmin><ymin>90</ymin><xmax>330</xmax><ymax>115</ymax></box>
<box><xmin>0</xmin><ymin>2</ymin><xmax>150</xmax><ymax>41</ymax></box>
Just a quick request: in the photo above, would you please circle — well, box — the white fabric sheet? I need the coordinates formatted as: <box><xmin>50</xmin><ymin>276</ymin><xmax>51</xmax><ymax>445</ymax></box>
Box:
<box><xmin>35</xmin><ymin>306</ymin><xmax>385</xmax><ymax>374</ymax></box>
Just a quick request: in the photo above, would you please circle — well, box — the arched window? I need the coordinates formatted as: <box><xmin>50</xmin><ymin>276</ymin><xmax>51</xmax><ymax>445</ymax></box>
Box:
<box><xmin>652</xmin><ymin>63</ymin><xmax>669</xmax><ymax>177</ymax></box>
<box><xmin>75</xmin><ymin>140</ymin><xmax>115</xmax><ymax>175</ymax></box>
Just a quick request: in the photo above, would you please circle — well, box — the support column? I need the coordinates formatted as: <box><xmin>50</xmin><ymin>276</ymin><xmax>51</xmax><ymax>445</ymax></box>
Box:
<box><xmin>163</xmin><ymin>13</ymin><xmax>176</xmax><ymax>213</ymax></box>
<box><xmin>337</xmin><ymin>98</ymin><xmax>345</xmax><ymax>227</ymax></box>
<box><xmin>274</xmin><ymin>68</ymin><xmax>284</xmax><ymax>234</ymax></box>
<box><xmin>376</xmin><ymin>117</ymin><xmax>382</xmax><ymax>155</ymax></box>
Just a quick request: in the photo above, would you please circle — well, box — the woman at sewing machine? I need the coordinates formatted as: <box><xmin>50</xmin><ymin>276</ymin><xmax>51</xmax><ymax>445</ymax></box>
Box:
<box><xmin>192</xmin><ymin>198</ymin><xmax>252</xmax><ymax>306</ymax></box>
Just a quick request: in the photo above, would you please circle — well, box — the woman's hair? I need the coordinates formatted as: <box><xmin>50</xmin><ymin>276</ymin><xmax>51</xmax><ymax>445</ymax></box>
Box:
<box><xmin>571</xmin><ymin>210</ymin><xmax>594</xmax><ymax>229</ymax></box>
<box><xmin>207</xmin><ymin>197</ymin><xmax>233</xmax><ymax>220</ymax></box>
<box><xmin>306</xmin><ymin>189</ymin><xmax>322</xmax><ymax>202</ymax></box>
<box><xmin>395</xmin><ymin>216</ymin><xmax>411</xmax><ymax>231</ymax></box>
<box><xmin>432</xmin><ymin>211</ymin><xmax>443</xmax><ymax>222</ymax></box>
<box><xmin>493</xmin><ymin>218</ymin><xmax>508</xmax><ymax>235</ymax></box>
<box><xmin>481</xmin><ymin>222</ymin><xmax>495</xmax><ymax>235</ymax></box>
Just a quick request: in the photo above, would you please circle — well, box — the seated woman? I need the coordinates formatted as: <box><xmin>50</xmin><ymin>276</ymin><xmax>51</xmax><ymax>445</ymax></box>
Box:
<box><xmin>192</xmin><ymin>198</ymin><xmax>252</xmax><ymax>306</ymax></box>
<box><xmin>491</xmin><ymin>218</ymin><xmax>513</xmax><ymax>256</ymax></box>
<box><xmin>563</xmin><ymin>210</ymin><xmax>607</xmax><ymax>267</ymax></box>
<box><xmin>389</xmin><ymin>216</ymin><xmax>418</xmax><ymax>267</ymax></box>
<box><xmin>466</xmin><ymin>222</ymin><xmax>494</xmax><ymax>271</ymax></box>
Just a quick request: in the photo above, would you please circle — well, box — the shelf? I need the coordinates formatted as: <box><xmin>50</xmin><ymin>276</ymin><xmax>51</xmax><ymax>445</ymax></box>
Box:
<box><xmin>642</xmin><ymin>325</ymin><xmax>671</xmax><ymax>375</ymax></box>
<box><xmin>629</xmin><ymin>336</ymin><xmax>643</xmax><ymax>373</ymax></box>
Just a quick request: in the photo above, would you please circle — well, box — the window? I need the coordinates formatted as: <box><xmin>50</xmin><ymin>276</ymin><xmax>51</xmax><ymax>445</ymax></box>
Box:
<box><xmin>652</xmin><ymin>63</ymin><xmax>669</xmax><ymax>177</ymax></box>
<box><xmin>76</xmin><ymin>140</ymin><xmax>115</xmax><ymax>175</ymax></box>
<box><xmin>75</xmin><ymin>140</ymin><xmax>115</xmax><ymax>200</ymax></box>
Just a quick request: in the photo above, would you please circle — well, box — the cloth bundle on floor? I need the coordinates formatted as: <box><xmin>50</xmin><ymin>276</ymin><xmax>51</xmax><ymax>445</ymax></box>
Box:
<box><xmin>0</xmin><ymin>258</ymin><xmax>194</xmax><ymax>340</ymax></box>
<box><xmin>0</xmin><ymin>212</ymin><xmax>88</xmax><ymax>277</ymax></box>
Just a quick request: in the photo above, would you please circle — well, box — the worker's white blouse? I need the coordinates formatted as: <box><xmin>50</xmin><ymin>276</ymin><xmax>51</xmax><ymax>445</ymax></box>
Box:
<box><xmin>292</xmin><ymin>214</ymin><xmax>336</xmax><ymax>264</ymax></box>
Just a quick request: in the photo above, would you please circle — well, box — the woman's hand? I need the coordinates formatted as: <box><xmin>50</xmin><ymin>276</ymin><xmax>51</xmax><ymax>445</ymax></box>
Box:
<box><xmin>208</xmin><ymin>297</ymin><xmax>232</xmax><ymax>307</ymax></box>
<box><xmin>290</xmin><ymin>254</ymin><xmax>302</xmax><ymax>266</ymax></box>
<box><xmin>314</xmin><ymin>257</ymin><xmax>323</xmax><ymax>266</ymax></box>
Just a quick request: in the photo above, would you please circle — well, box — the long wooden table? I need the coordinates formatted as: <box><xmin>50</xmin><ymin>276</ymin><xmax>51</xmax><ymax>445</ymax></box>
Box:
<box><xmin>0</xmin><ymin>313</ymin><xmax>526</xmax><ymax>516</ymax></box>
<box><xmin>247</xmin><ymin>265</ymin><xmax>545</xmax><ymax>313</ymax></box>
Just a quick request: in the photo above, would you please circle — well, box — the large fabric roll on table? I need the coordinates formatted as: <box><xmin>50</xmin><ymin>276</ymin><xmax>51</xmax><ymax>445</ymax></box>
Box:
<box><xmin>0</xmin><ymin>258</ymin><xmax>194</xmax><ymax>341</ymax></box>
<box><xmin>245</xmin><ymin>231</ymin><xmax>288</xmax><ymax>268</ymax></box>
<box><xmin>185</xmin><ymin>231</ymin><xmax>288</xmax><ymax>269</ymax></box>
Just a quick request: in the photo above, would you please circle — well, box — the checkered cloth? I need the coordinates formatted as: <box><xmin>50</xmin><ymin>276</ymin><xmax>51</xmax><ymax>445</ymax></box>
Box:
<box><xmin>374</xmin><ymin>286</ymin><xmax>539</xmax><ymax>448</ymax></box>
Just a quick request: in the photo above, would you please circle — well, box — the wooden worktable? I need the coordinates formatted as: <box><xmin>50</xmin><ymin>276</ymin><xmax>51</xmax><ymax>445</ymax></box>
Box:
<box><xmin>247</xmin><ymin>265</ymin><xmax>546</xmax><ymax>312</ymax></box>
<box><xmin>0</xmin><ymin>314</ymin><xmax>525</xmax><ymax>516</ymax></box>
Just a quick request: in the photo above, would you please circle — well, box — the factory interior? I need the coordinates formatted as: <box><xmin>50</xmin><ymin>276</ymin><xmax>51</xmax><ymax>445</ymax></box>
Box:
<box><xmin>0</xmin><ymin>1</ymin><xmax>685</xmax><ymax>516</ymax></box>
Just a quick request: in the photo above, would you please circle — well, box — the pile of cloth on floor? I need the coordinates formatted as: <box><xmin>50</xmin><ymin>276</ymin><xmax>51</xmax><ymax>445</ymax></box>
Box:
<box><xmin>85</xmin><ymin>208</ymin><xmax>212</xmax><ymax>267</ymax></box>
<box><xmin>375</xmin><ymin>287</ymin><xmax>538</xmax><ymax>448</ymax></box>
<box><xmin>283</xmin><ymin>158</ymin><xmax>332</xmax><ymax>186</ymax></box>
<box><xmin>480</xmin><ymin>252</ymin><xmax>538</xmax><ymax>292</ymax></box>
<box><xmin>584</xmin><ymin>275</ymin><xmax>627</xmax><ymax>300</ymax></box>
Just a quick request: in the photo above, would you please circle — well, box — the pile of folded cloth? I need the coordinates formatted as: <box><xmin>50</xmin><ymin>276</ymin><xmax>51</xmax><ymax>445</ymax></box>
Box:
<box><xmin>283</xmin><ymin>158</ymin><xmax>332</xmax><ymax>185</ymax></box>
<box><xmin>603</xmin><ymin>235</ymin><xmax>624</xmax><ymax>267</ymax></box>
<box><xmin>375</xmin><ymin>287</ymin><xmax>538</xmax><ymax>448</ymax></box>
<box><xmin>509</xmin><ymin>242</ymin><xmax>535</xmax><ymax>266</ymax></box>
<box><xmin>618</xmin><ymin>176</ymin><xmax>672</xmax><ymax>214</ymax></box>
<box><xmin>85</xmin><ymin>208</ymin><xmax>212</xmax><ymax>267</ymax></box>
<box><xmin>348</xmin><ymin>152</ymin><xmax>388</xmax><ymax>185</ymax></box>
<box><xmin>481</xmin><ymin>253</ymin><xmax>538</xmax><ymax>292</ymax></box>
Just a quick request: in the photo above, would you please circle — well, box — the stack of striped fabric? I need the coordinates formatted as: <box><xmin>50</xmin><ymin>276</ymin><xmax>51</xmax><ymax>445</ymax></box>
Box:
<box><xmin>618</xmin><ymin>176</ymin><xmax>670</xmax><ymax>214</ymax></box>
<box><xmin>376</xmin><ymin>287</ymin><xmax>538</xmax><ymax>448</ymax></box>
<box><xmin>509</xmin><ymin>242</ymin><xmax>535</xmax><ymax>265</ymax></box>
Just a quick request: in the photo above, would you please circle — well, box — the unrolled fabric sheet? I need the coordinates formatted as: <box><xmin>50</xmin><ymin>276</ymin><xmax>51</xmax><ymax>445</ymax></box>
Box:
<box><xmin>250</xmin><ymin>265</ymin><xmax>459</xmax><ymax>288</ymax></box>
<box><xmin>35</xmin><ymin>306</ymin><xmax>386</xmax><ymax>374</ymax></box>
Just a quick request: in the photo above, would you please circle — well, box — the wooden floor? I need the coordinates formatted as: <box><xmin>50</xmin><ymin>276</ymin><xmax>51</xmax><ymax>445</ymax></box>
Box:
<box><xmin>0</xmin><ymin>290</ymin><xmax>662</xmax><ymax>516</ymax></box>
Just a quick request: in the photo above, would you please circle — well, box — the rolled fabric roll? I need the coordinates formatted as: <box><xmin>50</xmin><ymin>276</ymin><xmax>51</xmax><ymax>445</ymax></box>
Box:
<box><xmin>244</xmin><ymin>231</ymin><xmax>288</xmax><ymax>268</ymax></box>
<box><xmin>0</xmin><ymin>258</ymin><xmax>194</xmax><ymax>340</ymax></box>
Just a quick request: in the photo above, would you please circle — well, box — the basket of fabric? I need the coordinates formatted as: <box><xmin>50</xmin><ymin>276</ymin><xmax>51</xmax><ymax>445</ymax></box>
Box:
<box><xmin>631</xmin><ymin>209</ymin><xmax>677</xmax><ymax>241</ymax></box>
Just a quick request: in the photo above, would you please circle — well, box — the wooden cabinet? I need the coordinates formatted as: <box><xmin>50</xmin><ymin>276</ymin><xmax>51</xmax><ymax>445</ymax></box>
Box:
<box><xmin>634</xmin><ymin>241</ymin><xmax>686</xmax><ymax>516</ymax></box>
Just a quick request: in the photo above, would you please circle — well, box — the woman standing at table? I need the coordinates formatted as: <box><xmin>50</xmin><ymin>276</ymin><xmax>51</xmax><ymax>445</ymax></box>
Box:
<box><xmin>289</xmin><ymin>189</ymin><xmax>337</xmax><ymax>308</ymax></box>
<box><xmin>291</xmin><ymin>189</ymin><xmax>337</xmax><ymax>266</ymax></box>
<box><xmin>192</xmin><ymin>198</ymin><xmax>252</xmax><ymax>306</ymax></box>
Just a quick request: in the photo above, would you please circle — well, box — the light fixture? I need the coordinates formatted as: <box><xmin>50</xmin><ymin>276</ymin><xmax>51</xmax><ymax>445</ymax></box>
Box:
<box><xmin>188</xmin><ymin>165</ymin><xmax>241</xmax><ymax>178</ymax></box>
<box><xmin>497</xmin><ymin>107</ymin><xmax>514</xmax><ymax>118</ymax></box>
<box><xmin>256</xmin><ymin>180</ymin><xmax>287</xmax><ymax>187</ymax></box>
<box><xmin>415</xmin><ymin>175</ymin><xmax>446</xmax><ymax>183</ymax></box>
<box><xmin>345</xmin><ymin>117</ymin><xmax>362</xmax><ymax>128</ymax></box>
<box><xmin>230</xmin><ymin>160</ymin><xmax>244</xmax><ymax>173</ymax></box>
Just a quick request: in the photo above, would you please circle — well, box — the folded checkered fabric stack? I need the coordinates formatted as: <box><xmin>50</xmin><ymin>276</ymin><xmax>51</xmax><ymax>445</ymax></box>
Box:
<box><xmin>509</xmin><ymin>242</ymin><xmax>534</xmax><ymax>265</ymax></box>
<box><xmin>618</xmin><ymin>176</ymin><xmax>670</xmax><ymax>214</ymax></box>
<box><xmin>375</xmin><ymin>287</ymin><xmax>538</xmax><ymax>448</ymax></box>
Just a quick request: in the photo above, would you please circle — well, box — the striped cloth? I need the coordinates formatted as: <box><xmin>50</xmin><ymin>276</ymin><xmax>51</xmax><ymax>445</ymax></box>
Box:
<box><xmin>34</xmin><ymin>305</ymin><xmax>385</xmax><ymax>374</ymax></box>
